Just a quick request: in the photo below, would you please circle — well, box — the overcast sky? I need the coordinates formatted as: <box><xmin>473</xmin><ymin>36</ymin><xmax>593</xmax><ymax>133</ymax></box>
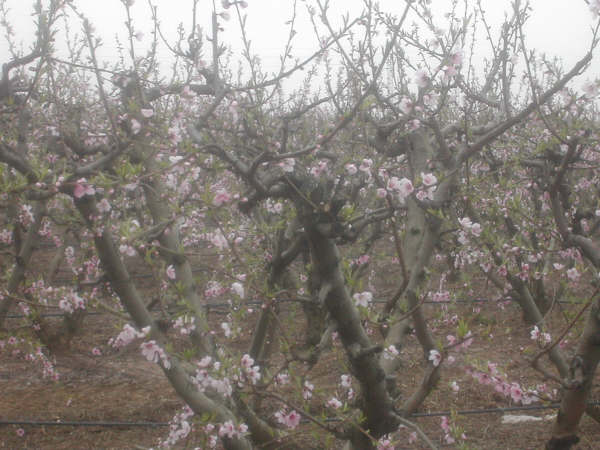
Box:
<box><xmin>0</xmin><ymin>0</ymin><xmax>598</xmax><ymax>91</ymax></box>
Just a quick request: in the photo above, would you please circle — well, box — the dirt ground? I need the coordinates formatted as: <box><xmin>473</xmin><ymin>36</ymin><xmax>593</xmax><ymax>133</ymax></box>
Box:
<box><xmin>1</xmin><ymin>245</ymin><xmax>599</xmax><ymax>449</ymax></box>
<box><xmin>1</xmin><ymin>297</ymin><xmax>599</xmax><ymax>449</ymax></box>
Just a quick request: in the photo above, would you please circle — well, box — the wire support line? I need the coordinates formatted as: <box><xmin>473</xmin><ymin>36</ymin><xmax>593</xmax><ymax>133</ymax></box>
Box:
<box><xmin>0</xmin><ymin>420</ymin><xmax>168</xmax><ymax>427</ymax></box>
<box><xmin>4</xmin><ymin>296</ymin><xmax>586</xmax><ymax>320</ymax></box>
<box><xmin>2</xmin><ymin>401</ymin><xmax>599</xmax><ymax>428</ymax></box>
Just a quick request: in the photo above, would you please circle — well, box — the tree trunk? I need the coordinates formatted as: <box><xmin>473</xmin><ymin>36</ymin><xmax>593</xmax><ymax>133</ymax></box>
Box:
<box><xmin>546</xmin><ymin>297</ymin><xmax>600</xmax><ymax>450</ymax></box>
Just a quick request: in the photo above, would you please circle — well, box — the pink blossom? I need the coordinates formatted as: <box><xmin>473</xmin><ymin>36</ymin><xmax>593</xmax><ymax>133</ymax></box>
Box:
<box><xmin>245</xmin><ymin>365</ymin><xmax>261</xmax><ymax>384</ymax></box>
<box><xmin>119</xmin><ymin>244</ymin><xmax>136</xmax><ymax>257</ymax></box>
<box><xmin>166</xmin><ymin>265</ymin><xmax>176</xmax><ymax>280</ymax></box>
<box><xmin>383</xmin><ymin>344</ymin><xmax>400</xmax><ymax>360</ymax></box>
<box><xmin>16</xmin><ymin>428</ymin><xmax>25</xmax><ymax>437</ymax></box>
<box><xmin>218</xmin><ymin>420</ymin><xmax>236</xmax><ymax>438</ymax></box>
<box><xmin>421</xmin><ymin>172</ymin><xmax>437</xmax><ymax>186</ymax></box>
<box><xmin>415</xmin><ymin>70</ymin><xmax>430</xmax><ymax>88</ymax></box>
<box><xmin>386</xmin><ymin>176</ymin><xmax>402</xmax><ymax>191</ymax></box>
<box><xmin>396</xmin><ymin>178</ymin><xmax>413</xmax><ymax>200</ymax></box>
<box><xmin>303</xmin><ymin>380</ymin><xmax>314</xmax><ymax>400</ymax></box>
<box><xmin>231</xmin><ymin>282</ymin><xmax>245</xmax><ymax>298</ymax></box>
<box><xmin>241</xmin><ymin>354</ymin><xmax>254</xmax><ymax>369</ymax></box>
<box><xmin>221</xmin><ymin>322</ymin><xmax>232</xmax><ymax>337</ymax></box>
<box><xmin>345</xmin><ymin>163</ymin><xmax>358</xmax><ymax>175</ymax></box>
<box><xmin>428</xmin><ymin>349</ymin><xmax>442</xmax><ymax>367</ymax></box>
<box><xmin>97</xmin><ymin>198</ymin><xmax>111</xmax><ymax>213</ymax></box>
<box><xmin>275</xmin><ymin>409</ymin><xmax>301</xmax><ymax>429</ymax></box>
<box><xmin>353</xmin><ymin>291</ymin><xmax>373</xmax><ymax>307</ymax></box>
<box><xmin>327</xmin><ymin>397</ymin><xmax>342</xmax><ymax>409</ymax></box>
<box><xmin>73</xmin><ymin>179</ymin><xmax>95</xmax><ymax>198</ymax></box>
<box><xmin>408</xmin><ymin>431</ymin><xmax>417</xmax><ymax>444</ymax></box>
<box><xmin>309</xmin><ymin>160</ymin><xmax>328</xmax><ymax>177</ymax></box>
<box><xmin>458</xmin><ymin>216</ymin><xmax>481</xmax><ymax>236</ymax></box>
<box><xmin>340</xmin><ymin>374</ymin><xmax>351</xmax><ymax>388</ymax></box>
<box><xmin>377</xmin><ymin>436</ymin><xmax>394</xmax><ymax>450</ymax></box>
<box><xmin>432</xmin><ymin>290</ymin><xmax>450</xmax><ymax>302</ymax></box>
<box><xmin>510</xmin><ymin>383</ymin><xmax>523</xmax><ymax>403</ymax></box>
<box><xmin>408</xmin><ymin>119</ymin><xmax>421</xmax><ymax>130</ymax></box>
<box><xmin>92</xmin><ymin>347</ymin><xmax>102</xmax><ymax>356</ymax></box>
<box><xmin>441</xmin><ymin>416</ymin><xmax>451</xmax><ymax>433</ymax></box>
<box><xmin>475</xmin><ymin>372</ymin><xmax>491</xmax><ymax>385</ymax></box>
<box><xmin>566</xmin><ymin>267</ymin><xmax>580</xmax><ymax>281</ymax></box>
<box><xmin>399</xmin><ymin>97</ymin><xmax>413</xmax><ymax>115</ymax></box>
<box><xmin>278</xmin><ymin>158</ymin><xmax>295</xmax><ymax>172</ymax></box>
<box><xmin>213</xmin><ymin>188</ymin><xmax>232</xmax><ymax>206</ymax></box>
<box><xmin>443</xmin><ymin>64</ymin><xmax>458</xmax><ymax>80</ymax></box>
<box><xmin>130</xmin><ymin>118</ymin><xmax>142</xmax><ymax>135</ymax></box>
<box><xmin>450</xmin><ymin>50</ymin><xmax>463</xmax><ymax>66</ymax></box>
<box><xmin>359</xmin><ymin>158</ymin><xmax>372</xmax><ymax>173</ymax></box>
<box><xmin>461</xmin><ymin>331</ymin><xmax>473</xmax><ymax>349</ymax></box>
<box><xmin>356</xmin><ymin>254</ymin><xmax>370</xmax><ymax>265</ymax></box>
<box><xmin>109</xmin><ymin>323</ymin><xmax>144</xmax><ymax>348</ymax></box>
<box><xmin>590</xmin><ymin>0</ymin><xmax>600</xmax><ymax>18</ymax></box>
<box><xmin>140</xmin><ymin>340</ymin><xmax>161</xmax><ymax>363</ymax></box>
<box><xmin>140</xmin><ymin>108</ymin><xmax>154</xmax><ymax>118</ymax></box>
<box><xmin>208</xmin><ymin>231</ymin><xmax>228</xmax><ymax>249</ymax></box>
<box><xmin>276</xmin><ymin>372</ymin><xmax>290</xmax><ymax>385</ymax></box>
<box><xmin>458</xmin><ymin>217</ymin><xmax>472</xmax><ymax>228</ymax></box>
<box><xmin>470</xmin><ymin>222</ymin><xmax>482</xmax><ymax>236</ymax></box>
<box><xmin>140</xmin><ymin>340</ymin><xmax>171</xmax><ymax>369</ymax></box>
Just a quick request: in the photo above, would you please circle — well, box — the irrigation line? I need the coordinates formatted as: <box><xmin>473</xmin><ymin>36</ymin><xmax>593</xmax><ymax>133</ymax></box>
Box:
<box><xmin>2</xmin><ymin>401</ymin><xmax>599</xmax><ymax>429</ymax></box>
<box><xmin>409</xmin><ymin>401</ymin><xmax>600</xmax><ymax>418</ymax></box>
<box><xmin>0</xmin><ymin>420</ymin><xmax>168</xmax><ymax>427</ymax></box>
<box><xmin>4</xmin><ymin>296</ymin><xmax>585</xmax><ymax>320</ymax></box>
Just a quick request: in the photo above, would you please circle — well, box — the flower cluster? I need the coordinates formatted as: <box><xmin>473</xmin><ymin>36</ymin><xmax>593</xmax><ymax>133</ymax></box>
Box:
<box><xmin>416</xmin><ymin>172</ymin><xmax>438</xmax><ymax>201</ymax></box>
<box><xmin>109</xmin><ymin>324</ymin><xmax>150</xmax><ymax>348</ymax></box>
<box><xmin>467</xmin><ymin>362</ymin><xmax>542</xmax><ymax>405</ymax></box>
<box><xmin>239</xmin><ymin>354</ymin><xmax>261</xmax><ymax>385</ymax></box>
<box><xmin>530</xmin><ymin>326</ymin><xmax>552</xmax><ymax>345</ymax></box>
<box><xmin>140</xmin><ymin>340</ymin><xmax>171</xmax><ymax>369</ymax></box>
<box><xmin>218</xmin><ymin>420</ymin><xmax>248</xmax><ymax>440</ymax></box>
<box><xmin>386</xmin><ymin>176</ymin><xmax>414</xmax><ymax>201</ymax></box>
<box><xmin>58</xmin><ymin>291</ymin><xmax>86</xmax><ymax>314</ymax></box>
<box><xmin>173</xmin><ymin>315</ymin><xmax>196</xmax><ymax>335</ymax></box>
<box><xmin>159</xmin><ymin>405</ymin><xmax>194</xmax><ymax>447</ymax></box>
<box><xmin>192</xmin><ymin>356</ymin><xmax>233</xmax><ymax>398</ymax></box>
<box><xmin>274</xmin><ymin>409</ymin><xmax>301</xmax><ymax>429</ymax></box>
